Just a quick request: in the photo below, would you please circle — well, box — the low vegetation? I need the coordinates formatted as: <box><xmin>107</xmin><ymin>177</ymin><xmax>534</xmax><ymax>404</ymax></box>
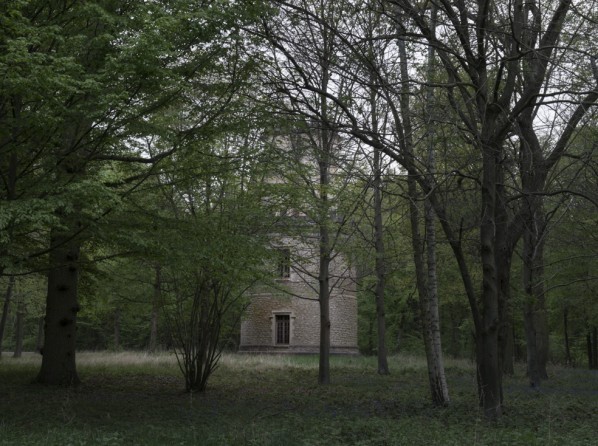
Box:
<box><xmin>1</xmin><ymin>352</ymin><xmax>596</xmax><ymax>445</ymax></box>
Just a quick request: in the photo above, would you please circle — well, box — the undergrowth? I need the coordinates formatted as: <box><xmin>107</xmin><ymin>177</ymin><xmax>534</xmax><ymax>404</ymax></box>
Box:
<box><xmin>0</xmin><ymin>352</ymin><xmax>596</xmax><ymax>445</ymax></box>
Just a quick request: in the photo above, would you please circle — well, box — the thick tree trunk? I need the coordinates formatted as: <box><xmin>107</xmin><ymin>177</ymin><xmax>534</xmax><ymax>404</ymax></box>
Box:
<box><xmin>523</xmin><ymin>303</ymin><xmax>540</xmax><ymax>387</ymax></box>
<box><xmin>522</xmin><ymin>206</ymin><xmax>549</xmax><ymax>385</ymax></box>
<box><xmin>502</xmin><ymin>318</ymin><xmax>515</xmax><ymax>375</ymax></box>
<box><xmin>0</xmin><ymin>276</ymin><xmax>15</xmax><ymax>358</ymax></box>
<box><xmin>13</xmin><ymin>299</ymin><xmax>25</xmax><ymax>358</ymax></box>
<box><xmin>36</xmin><ymin>315</ymin><xmax>44</xmax><ymax>354</ymax></box>
<box><xmin>36</xmin><ymin>229</ymin><xmax>81</xmax><ymax>385</ymax></box>
<box><xmin>477</xmin><ymin>141</ymin><xmax>502</xmax><ymax>419</ymax></box>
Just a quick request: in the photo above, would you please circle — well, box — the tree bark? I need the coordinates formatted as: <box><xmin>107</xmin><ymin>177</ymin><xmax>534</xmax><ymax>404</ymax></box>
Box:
<box><xmin>36</xmin><ymin>228</ymin><xmax>81</xmax><ymax>385</ymax></box>
<box><xmin>149</xmin><ymin>265</ymin><xmax>161</xmax><ymax>352</ymax></box>
<box><xmin>397</xmin><ymin>27</ymin><xmax>449</xmax><ymax>406</ymax></box>
<box><xmin>563</xmin><ymin>307</ymin><xmax>571</xmax><ymax>366</ymax></box>
<box><xmin>421</xmin><ymin>5</ymin><xmax>449</xmax><ymax>402</ymax></box>
<box><xmin>369</xmin><ymin>63</ymin><xmax>389</xmax><ymax>375</ymax></box>
<box><xmin>36</xmin><ymin>315</ymin><xmax>44</xmax><ymax>354</ymax></box>
<box><xmin>0</xmin><ymin>276</ymin><xmax>15</xmax><ymax>358</ymax></box>
<box><xmin>586</xmin><ymin>331</ymin><xmax>594</xmax><ymax>370</ymax></box>
<box><xmin>522</xmin><ymin>202</ymin><xmax>549</xmax><ymax>385</ymax></box>
<box><xmin>592</xmin><ymin>327</ymin><xmax>598</xmax><ymax>370</ymax></box>
<box><xmin>317</xmin><ymin>14</ymin><xmax>334</xmax><ymax>386</ymax></box>
<box><xmin>478</xmin><ymin>135</ymin><xmax>503</xmax><ymax>418</ymax></box>
<box><xmin>373</xmin><ymin>146</ymin><xmax>389</xmax><ymax>375</ymax></box>
<box><xmin>13</xmin><ymin>299</ymin><xmax>25</xmax><ymax>358</ymax></box>
<box><xmin>113</xmin><ymin>308</ymin><xmax>121</xmax><ymax>350</ymax></box>
<box><xmin>501</xmin><ymin>318</ymin><xmax>515</xmax><ymax>376</ymax></box>
<box><xmin>317</xmin><ymin>128</ymin><xmax>332</xmax><ymax>385</ymax></box>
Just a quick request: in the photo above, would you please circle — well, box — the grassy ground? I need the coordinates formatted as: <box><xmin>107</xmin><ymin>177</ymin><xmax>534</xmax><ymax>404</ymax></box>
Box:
<box><xmin>0</xmin><ymin>352</ymin><xmax>596</xmax><ymax>445</ymax></box>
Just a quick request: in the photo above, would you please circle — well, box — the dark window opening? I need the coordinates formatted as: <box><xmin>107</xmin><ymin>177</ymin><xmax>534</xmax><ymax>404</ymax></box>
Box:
<box><xmin>276</xmin><ymin>314</ymin><xmax>290</xmax><ymax>345</ymax></box>
<box><xmin>278</xmin><ymin>248</ymin><xmax>291</xmax><ymax>278</ymax></box>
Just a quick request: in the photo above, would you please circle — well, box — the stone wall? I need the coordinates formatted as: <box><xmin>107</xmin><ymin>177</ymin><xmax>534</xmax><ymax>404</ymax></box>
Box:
<box><xmin>239</xmin><ymin>235</ymin><xmax>358</xmax><ymax>355</ymax></box>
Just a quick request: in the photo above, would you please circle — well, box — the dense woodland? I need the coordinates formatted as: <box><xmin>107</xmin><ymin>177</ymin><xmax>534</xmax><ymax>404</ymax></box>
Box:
<box><xmin>0</xmin><ymin>0</ymin><xmax>597</xmax><ymax>421</ymax></box>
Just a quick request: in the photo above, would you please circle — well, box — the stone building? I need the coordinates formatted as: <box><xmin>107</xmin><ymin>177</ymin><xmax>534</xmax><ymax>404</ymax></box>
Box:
<box><xmin>238</xmin><ymin>129</ymin><xmax>359</xmax><ymax>355</ymax></box>
<box><xmin>238</xmin><ymin>233</ymin><xmax>359</xmax><ymax>354</ymax></box>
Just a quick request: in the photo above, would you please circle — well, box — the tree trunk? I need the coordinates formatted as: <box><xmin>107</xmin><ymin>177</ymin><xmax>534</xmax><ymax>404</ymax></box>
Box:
<box><xmin>317</xmin><ymin>21</ymin><xmax>333</xmax><ymax>386</ymax></box>
<box><xmin>318</xmin><ymin>257</ymin><xmax>331</xmax><ymax>385</ymax></box>
<box><xmin>36</xmin><ymin>315</ymin><xmax>44</xmax><ymax>354</ymax></box>
<box><xmin>421</xmin><ymin>5</ymin><xmax>448</xmax><ymax>399</ymax></box>
<box><xmin>0</xmin><ymin>276</ymin><xmax>15</xmax><ymax>358</ymax></box>
<box><xmin>36</xmin><ymin>229</ymin><xmax>81</xmax><ymax>385</ymax></box>
<box><xmin>13</xmin><ymin>299</ymin><xmax>25</xmax><ymax>358</ymax></box>
<box><xmin>502</xmin><ymin>318</ymin><xmax>515</xmax><ymax>375</ymax></box>
<box><xmin>522</xmin><ymin>205</ymin><xmax>549</xmax><ymax>385</ymax></box>
<box><xmin>592</xmin><ymin>327</ymin><xmax>598</xmax><ymax>370</ymax></box>
<box><xmin>586</xmin><ymin>331</ymin><xmax>594</xmax><ymax>370</ymax></box>
<box><xmin>523</xmin><ymin>303</ymin><xmax>540</xmax><ymax>387</ymax></box>
<box><xmin>113</xmin><ymin>308</ymin><xmax>121</xmax><ymax>350</ymax></box>
<box><xmin>563</xmin><ymin>308</ymin><xmax>571</xmax><ymax>366</ymax></box>
<box><xmin>397</xmin><ymin>27</ymin><xmax>449</xmax><ymax>405</ymax></box>
<box><xmin>372</xmin><ymin>114</ymin><xmax>389</xmax><ymax>375</ymax></box>
<box><xmin>317</xmin><ymin>157</ymin><xmax>331</xmax><ymax>385</ymax></box>
<box><xmin>149</xmin><ymin>265</ymin><xmax>161</xmax><ymax>352</ymax></box>
<box><xmin>477</xmin><ymin>138</ymin><xmax>502</xmax><ymax>419</ymax></box>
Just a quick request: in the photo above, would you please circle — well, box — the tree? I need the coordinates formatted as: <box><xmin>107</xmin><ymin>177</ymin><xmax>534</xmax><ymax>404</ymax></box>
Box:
<box><xmin>358</xmin><ymin>0</ymin><xmax>597</xmax><ymax>416</ymax></box>
<box><xmin>0</xmin><ymin>276</ymin><xmax>14</xmax><ymax>357</ymax></box>
<box><xmin>0</xmin><ymin>0</ymin><xmax>265</xmax><ymax>384</ymax></box>
<box><xmin>259</xmin><ymin>0</ymin><xmax>362</xmax><ymax>385</ymax></box>
<box><xmin>258</xmin><ymin>0</ymin><xmax>597</xmax><ymax>416</ymax></box>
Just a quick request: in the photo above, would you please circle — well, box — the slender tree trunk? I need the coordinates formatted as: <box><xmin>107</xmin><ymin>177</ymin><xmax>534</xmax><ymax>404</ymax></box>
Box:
<box><xmin>13</xmin><ymin>299</ymin><xmax>25</xmax><ymax>358</ymax></box>
<box><xmin>318</xmin><ymin>249</ymin><xmax>331</xmax><ymax>385</ymax></box>
<box><xmin>113</xmin><ymin>308</ymin><xmax>121</xmax><ymax>350</ymax></box>
<box><xmin>586</xmin><ymin>331</ymin><xmax>594</xmax><ymax>370</ymax></box>
<box><xmin>373</xmin><ymin>150</ymin><xmax>389</xmax><ymax>375</ymax></box>
<box><xmin>317</xmin><ymin>18</ymin><xmax>333</xmax><ymax>386</ymax></box>
<box><xmin>36</xmin><ymin>228</ymin><xmax>81</xmax><ymax>385</ymax></box>
<box><xmin>563</xmin><ymin>307</ymin><xmax>571</xmax><ymax>366</ymax></box>
<box><xmin>0</xmin><ymin>276</ymin><xmax>15</xmax><ymax>358</ymax></box>
<box><xmin>523</xmin><ymin>300</ymin><xmax>540</xmax><ymax>386</ymax></box>
<box><xmin>369</xmin><ymin>75</ymin><xmax>389</xmax><ymax>375</ymax></box>
<box><xmin>422</xmin><ymin>7</ymin><xmax>448</xmax><ymax>400</ymax></box>
<box><xmin>397</xmin><ymin>20</ymin><xmax>449</xmax><ymax>406</ymax></box>
<box><xmin>317</xmin><ymin>131</ymin><xmax>331</xmax><ymax>385</ymax></box>
<box><xmin>149</xmin><ymin>265</ymin><xmax>161</xmax><ymax>352</ymax></box>
<box><xmin>592</xmin><ymin>327</ymin><xmax>598</xmax><ymax>369</ymax></box>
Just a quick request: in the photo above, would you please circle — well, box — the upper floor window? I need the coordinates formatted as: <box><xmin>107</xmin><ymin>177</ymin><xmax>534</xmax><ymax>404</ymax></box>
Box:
<box><xmin>277</xmin><ymin>248</ymin><xmax>291</xmax><ymax>279</ymax></box>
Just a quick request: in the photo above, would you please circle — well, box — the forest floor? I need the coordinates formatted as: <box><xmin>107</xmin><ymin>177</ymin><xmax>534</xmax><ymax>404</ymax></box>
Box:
<box><xmin>0</xmin><ymin>352</ymin><xmax>596</xmax><ymax>445</ymax></box>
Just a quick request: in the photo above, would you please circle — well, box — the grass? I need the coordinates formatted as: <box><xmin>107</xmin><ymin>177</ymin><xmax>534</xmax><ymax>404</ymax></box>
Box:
<box><xmin>0</xmin><ymin>352</ymin><xmax>597</xmax><ymax>445</ymax></box>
